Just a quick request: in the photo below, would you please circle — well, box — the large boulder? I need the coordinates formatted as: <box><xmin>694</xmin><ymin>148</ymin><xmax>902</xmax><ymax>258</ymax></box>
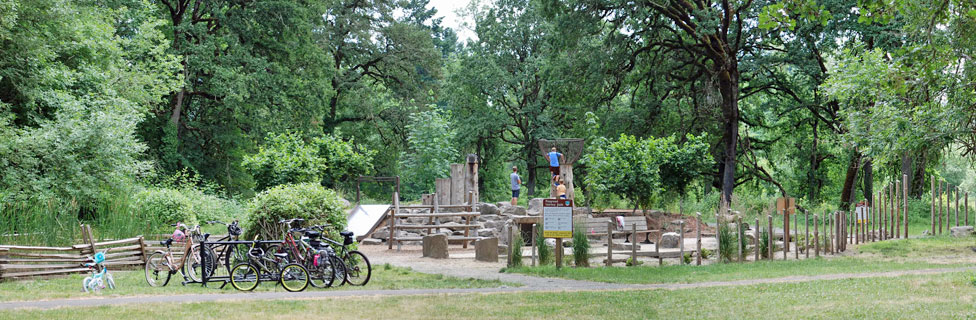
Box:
<box><xmin>477</xmin><ymin>228</ymin><xmax>496</xmax><ymax>237</ymax></box>
<box><xmin>612</xmin><ymin>242</ymin><xmax>640</xmax><ymax>251</ymax></box>
<box><xmin>501</xmin><ymin>205</ymin><xmax>527</xmax><ymax>216</ymax></box>
<box><xmin>951</xmin><ymin>226</ymin><xmax>974</xmax><ymax>237</ymax></box>
<box><xmin>422</xmin><ymin>234</ymin><xmax>449</xmax><ymax>259</ymax></box>
<box><xmin>476</xmin><ymin>202</ymin><xmax>500</xmax><ymax>216</ymax></box>
<box><xmin>527</xmin><ymin>198</ymin><xmax>544</xmax><ymax>214</ymax></box>
<box><xmin>360</xmin><ymin>238</ymin><xmax>383</xmax><ymax>245</ymax></box>
<box><xmin>659</xmin><ymin>232</ymin><xmax>681</xmax><ymax>248</ymax></box>
<box><xmin>475</xmin><ymin>237</ymin><xmax>499</xmax><ymax>262</ymax></box>
<box><xmin>371</xmin><ymin>228</ymin><xmax>405</xmax><ymax>240</ymax></box>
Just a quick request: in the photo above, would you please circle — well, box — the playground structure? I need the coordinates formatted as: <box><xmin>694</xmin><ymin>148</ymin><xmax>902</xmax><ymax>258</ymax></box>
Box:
<box><xmin>538</xmin><ymin>138</ymin><xmax>584</xmax><ymax>200</ymax></box>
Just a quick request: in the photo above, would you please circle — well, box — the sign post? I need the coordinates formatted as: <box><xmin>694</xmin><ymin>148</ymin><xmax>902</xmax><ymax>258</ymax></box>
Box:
<box><xmin>543</xmin><ymin>199</ymin><xmax>573</xmax><ymax>268</ymax></box>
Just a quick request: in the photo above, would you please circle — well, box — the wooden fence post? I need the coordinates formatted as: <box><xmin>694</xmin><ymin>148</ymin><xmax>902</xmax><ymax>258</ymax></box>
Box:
<box><xmin>768</xmin><ymin>215</ymin><xmax>774</xmax><ymax>260</ymax></box>
<box><xmin>737</xmin><ymin>216</ymin><xmax>743</xmax><ymax>263</ymax></box>
<box><xmin>931</xmin><ymin>176</ymin><xmax>936</xmax><ymax>235</ymax></box>
<box><xmin>754</xmin><ymin>218</ymin><xmax>760</xmax><ymax>262</ymax></box>
<box><xmin>805</xmin><ymin>212</ymin><xmax>809</xmax><ymax>258</ymax></box>
<box><xmin>939</xmin><ymin>181</ymin><xmax>944</xmax><ymax>235</ymax></box>
<box><xmin>967</xmin><ymin>192</ymin><xmax>970</xmax><ymax>228</ymax></box>
<box><xmin>137</xmin><ymin>236</ymin><xmax>148</xmax><ymax>264</ymax></box>
<box><xmin>714</xmin><ymin>212</ymin><xmax>721</xmax><ymax>263</ymax></box>
<box><xmin>856</xmin><ymin>211</ymin><xmax>860</xmax><ymax>245</ymax></box>
<box><xmin>895</xmin><ymin>181</ymin><xmax>900</xmax><ymax>239</ymax></box>
<box><xmin>783</xmin><ymin>210</ymin><xmax>788</xmax><ymax>260</ymax></box>
<box><xmin>696</xmin><ymin>213</ymin><xmax>702</xmax><ymax>265</ymax></box>
<box><xmin>657</xmin><ymin>232</ymin><xmax>663</xmax><ymax>266</ymax></box>
<box><xmin>794</xmin><ymin>212</ymin><xmax>799</xmax><ymax>259</ymax></box>
<box><xmin>389</xmin><ymin>192</ymin><xmax>398</xmax><ymax>250</ymax></box>
<box><xmin>814</xmin><ymin>214</ymin><xmax>820</xmax><ymax>257</ymax></box>
<box><xmin>956</xmin><ymin>186</ymin><xmax>961</xmax><ymax>227</ymax></box>
<box><xmin>632</xmin><ymin>223</ymin><xmax>639</xmax><ymax>266</ymax></box>
<box><xmin>607</xmin><ymin>221</ymin><xmax>613</xmax><ymax>267</ymax></box>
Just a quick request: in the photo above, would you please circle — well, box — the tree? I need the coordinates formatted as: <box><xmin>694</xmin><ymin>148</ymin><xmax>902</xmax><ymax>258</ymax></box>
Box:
<box><xmin>243</xmin><ymin>132</ymin><xmax>327</xmax><ymax>192</ymax></box>
<box><xmin>400</xmin><ymin>108</ymin><xmax>458</xmax><ymax>197</ymax></box>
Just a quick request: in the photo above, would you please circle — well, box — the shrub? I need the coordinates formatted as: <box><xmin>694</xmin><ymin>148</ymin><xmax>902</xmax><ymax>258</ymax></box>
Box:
<box><xmin>717</xmin><ymin>221</ymin><xmax>736</xmax><ymax>263</ymax></box>
<box><xmin>509</xmin><ymin>232</ymin><xmax>524</xmax><ymax>267</ymax></box>
<box><xmin>244</xmin><ymin>183</ymin><xmax>346</xmax><ymax>241</ymax></box>
<box><xmin>683</xmin><ymin>252</ymin><xmax>692</xmax><ymax>265</ymax></box>
<box><xmin>625</xmin><ymin>257</ymin><xmax>643</xmax><ymax>266</ymax></box>
<box><xmin>536</xmin><ymin>227</ymin><xmax>553</xmax><ymax>265</ymax></box>
<box><xmin>243</xmin><ymin>132</ymin><xmax>327</xmax><ymax>192</ymax></box>
<box><xmin>700</xmin><ymin>248</ymin><xmax>712</xmax><ymax>260</ymax></box>
<box><xmin>572</xmin><ymin>223</ymin><xmax>590</xmax><ymax>267</ymax></box>
<box><xmin>132</xmin><ymin>188</ymin><xmax>197</xmax><ymax>226</ymax></box>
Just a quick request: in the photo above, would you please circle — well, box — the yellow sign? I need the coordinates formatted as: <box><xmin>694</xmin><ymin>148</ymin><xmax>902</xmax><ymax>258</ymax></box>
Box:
<box><xmin>543</xmin><ymin>230</ymin><xmax>572</xmax><ymax>238</ymax></box>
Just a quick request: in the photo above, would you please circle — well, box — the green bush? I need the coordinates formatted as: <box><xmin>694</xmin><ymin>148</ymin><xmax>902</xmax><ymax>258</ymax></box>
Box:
<box><xmin>132</xmin><ymin>188</ymin><xmax>198</xmax><ymax>226</ymax></box>
<box><xmin>536</xmin><ymin>227</ymin><xmax>553</xmax><ymax>265</ymax></box>
<box><xmin>717</xmin><ymin>221</ymin><xmax>736</xmax><ymax>263</ymax></box>
<box><xmin>244</xmin><ymin>183</ymin><xmax>346</xmax><ymax>241</ymax></box>
<box><xmin>700</xmin><ymin>248</ymin><xmax>712</xmax><ymax>260</ymax></box>
<box><xmin>510</xmin><ymin>232</ymin><xmax>524</xmax><ymax>267</ymax></box>
<box><xmin>572</xmin><ymin>223</ymin><xmax>590</xmax><ymax>267</ymax></box>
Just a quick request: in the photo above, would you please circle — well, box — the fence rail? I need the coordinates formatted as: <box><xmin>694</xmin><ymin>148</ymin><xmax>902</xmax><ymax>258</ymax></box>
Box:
<box><xmin>0</xmin><ymin>225</ymin><xmax>148</xmax><ymax>280</ymax></box>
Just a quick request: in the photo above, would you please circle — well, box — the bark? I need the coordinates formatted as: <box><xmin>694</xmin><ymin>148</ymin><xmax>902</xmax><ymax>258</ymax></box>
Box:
<box><xmin>718</xmin><ymin>62</ymin><xmax>740</xmax><ymax>206</ymax></box>
<box><xmin>809</xmin><ymin>119</ymin><xmax>821</xmax><ymax>200</ymax></box>
<box><xmin>862</xmin><ymin>158</ymin><xmax>873</xmax><ymax>205</ymax></box>
<box><xmin>901</xmin><ymin>152</ymin><xmax>913</xmax><ymax>197</ymax></box>
<box><xmin>526</xmin><ymin>143</ymin><xmax>538</xmax><ymax>196</ymax></box>
<box><xmin>839</xmin><ymin>152</ymin><xmax>861</xmax><ymax>209</ymax></box>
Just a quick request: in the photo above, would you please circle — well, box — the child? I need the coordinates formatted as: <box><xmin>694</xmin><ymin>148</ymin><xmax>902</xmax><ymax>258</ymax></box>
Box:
<box><xmin>553</xmin><ymin>176</ymin><xmax>567</xmax><ymax>199</ymax></box>
<box><xmin>545</xmin><ymin>147</ymin><xmax>563</xmax><ymax>177</ymax></box>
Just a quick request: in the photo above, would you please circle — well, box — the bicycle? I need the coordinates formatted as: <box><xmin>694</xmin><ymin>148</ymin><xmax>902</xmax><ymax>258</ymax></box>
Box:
<box><xmin>229</xmin><ymin>236</ymin><xmax>309</xmax><ymax>292</ymax></box>
<box><xmin>310</xmin><ymin>225</ymin><xmax>371</xmax><ymax>286</ymax></box>
<box><xmin>276</xmin><ymin>219</ymin><xmax>340</xmax><ymax>288</ymax></box>
<box><xmin>200</xmin><ymin>220</ymin><xmax>248</xmax><ymax>277</ymax></box>
<box><xmin>82</xmin><ymin>248</ymin><xmax>114</xmax><ymax>293</ymax></box>
<box><xmin>144</xmin><ymin>223</ymin><xmax>210</xmax><ymax>287</ymax></box>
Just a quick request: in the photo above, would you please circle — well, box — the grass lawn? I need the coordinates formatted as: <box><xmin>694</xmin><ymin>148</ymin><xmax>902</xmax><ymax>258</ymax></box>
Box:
<box><xmin>5</xmin><ymin>272</ymin><xmax>976</xmax><ymax>319</ymax></box>
<box><xmin>0</xmin><ymin>264</ymin><xmax>513</xmax><ymax>302</ymax></box>
<box><xmin>507</xmin><ymin>235</ymin><xmax>976</xmax><ymax>284</ymax></box>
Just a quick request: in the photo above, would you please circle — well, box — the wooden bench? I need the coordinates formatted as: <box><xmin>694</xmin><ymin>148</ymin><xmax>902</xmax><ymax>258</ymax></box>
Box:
<box><xmin>613</xmin><ymin>216</ymin><xmax>657</xmax><ymax>244</ymax></box>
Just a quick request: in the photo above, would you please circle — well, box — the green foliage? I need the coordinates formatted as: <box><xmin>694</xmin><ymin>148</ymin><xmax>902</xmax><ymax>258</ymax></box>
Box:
<box><xmin>510</xmin><ymin>232</ymin><xmax>524</xmax><ymax>268</ymax></box>
<box><xmin>682</xmin><ymin>252</ymin><xmax>693</xmax><ymax>265</ymax></box>
<box><xmin>243</xmin><ymin>132</ymin><xmax>327</xmax><ymax>191</ymax></box>
<box><xmin>572</xmin><ymin>223</ymin><xmax>590</xmax><ymax>267</ymax></box>
<box><xmin>400</xmin><ymin>108</ymin><xmax>458</xmax><ymax>197</ymax></box>
<box><xmin>132</xmin><ymin>188</ymin><xmax>198</xmax><ymax>226</ymax></box>
<box><xmin>244</xmin><ymin>183</ymin><xmax>346</xmax><ymax>241</ymax></box>
<box><xmin>318</xmin><ymin>134</ymin><xmax>375</xmax><ymax>187</ymax></box>
<box><xmin>585</xmin><ymin>134</ymin><xmax>713</xmax><ymax>210</ymax></box>
<box><xmin>625</xmin><ymin>257</ymin><xmax>643</xmax><ymax>266</ymax></box>
<box><xmin>536</xmin><ymin>228</ymin><xmax>554</xmax><ymax>265</ymax></box>
<box><xmin>717</xmin><ymin>222</ymin><xmax>736</xmax><ymax>263</ymax></box>
<box><xmin>700</xmin><ymin>248</ymin><xmax>712</xmax><ymax>260</ymax></box>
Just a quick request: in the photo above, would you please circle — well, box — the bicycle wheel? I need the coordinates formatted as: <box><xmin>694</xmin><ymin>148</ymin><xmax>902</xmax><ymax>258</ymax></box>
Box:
<box><xmin>183</xmin><ymin>245</ymin><xmax>205</xmax><ymax>283</ymax></box>
<box><xmin>82</xmin><ymin>276</ymin><xmax>93</xmax><ymax>293</ymax></box>
<box><xmin>279</xmin><ymin>263</ymin><xmax>309</xmax><ymax>292</ymax></box>
<box><xmin>307</xmin><ymin>251</ymin><xmax>336</xmax><ymax>288</ymax></box>
<box><xmin>342</xmin><ymin>250</ymin><xmax>371</xmax><ymax>286</ymax></box>
<box><xmin>145</xmin><ymin>252</ymin><xmax>171</xmax><ymax>287</ymax></box>
<box><xmin>230</xmin><ymin>263</ymin><xmax>260</xmax><ymax>291</ymax></box>
<box><xmin>330</xmin><ymin>255</ymin><xmax>346</xmax><ymax>287</ymax></box>
<box><xmin>105</xmin><ymin>272</ymin><xmax>115</xmax><ymax>289</ymax></box>
<box><xmin>223</xmin><ymin>243</ymin><xmax>250</xmax><ymax>276</ymax></box>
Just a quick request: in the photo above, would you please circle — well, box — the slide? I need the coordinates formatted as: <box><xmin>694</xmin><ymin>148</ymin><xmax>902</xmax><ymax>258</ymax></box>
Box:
<box><xmin>347</xmin><ymin>204</ymin><xmax>391</xmax><ymax>240</ymax></box>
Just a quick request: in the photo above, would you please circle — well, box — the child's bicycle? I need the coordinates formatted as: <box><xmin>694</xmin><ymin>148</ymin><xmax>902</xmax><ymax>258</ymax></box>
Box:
<box><xmin>82</xmin><ymin>248</ymin><xmax>114</xmax><ymax>293</ymax></box>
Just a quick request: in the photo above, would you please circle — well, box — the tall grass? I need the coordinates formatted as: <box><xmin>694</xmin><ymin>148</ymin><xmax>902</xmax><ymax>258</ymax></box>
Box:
<box><xmin>536</xmin><ymin>227</ymin><xmax>553</xmax><ymax>265</ymax></box>
<box><xmin>572</xmin><ymin>222</ymin><xmax>590</xmax><ymax>267</ymax></box>
<box><xmin>0</xmin><ymin>195</ymin><xmax>168</xmax><ymax>246</ymax></box>
<box><xmin>717</xmin><ymin>221</ymin><xmax>735</xmax><ymax>263</ymax></box>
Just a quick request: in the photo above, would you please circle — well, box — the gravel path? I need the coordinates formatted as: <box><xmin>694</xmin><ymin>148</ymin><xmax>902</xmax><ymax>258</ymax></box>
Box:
<box><xmin>2</xmin><ymin>246</ymin><xmax>973</xmax><ymax>311</ymax></box>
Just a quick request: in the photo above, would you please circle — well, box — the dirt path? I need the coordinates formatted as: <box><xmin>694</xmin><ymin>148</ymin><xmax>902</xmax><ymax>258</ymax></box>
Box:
<box><xmin>2</xmin><ymin>246</ymin><xmax>974</xmax><ymax>312</ymax></box>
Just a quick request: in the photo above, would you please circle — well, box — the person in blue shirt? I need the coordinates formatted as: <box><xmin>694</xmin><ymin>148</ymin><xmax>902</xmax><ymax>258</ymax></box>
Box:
<box><xmin>545</xmin><ymin>147</ymin><xmax>563</xmax><ymax>177</ymax></box>
<box><xmin>510</xmin><ymin>166</ymin><xmax>521</xmax><ymax>206</ymax></box>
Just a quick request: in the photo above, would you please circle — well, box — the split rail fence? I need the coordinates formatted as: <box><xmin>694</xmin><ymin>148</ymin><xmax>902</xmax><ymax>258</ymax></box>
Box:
<box><xmin>0</xmin><ymin>225</ymin><xmax>148</xmax><ymax>280</ymax></box>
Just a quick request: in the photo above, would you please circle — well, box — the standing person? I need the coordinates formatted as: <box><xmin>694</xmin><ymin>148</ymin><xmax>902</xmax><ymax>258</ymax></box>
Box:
<box><xmin>545</xmin><ymin>147</ymin><xmax>563</xmax><ymax>177</ymax></box>
<box><xmin>510</xmin><ymin>166</ymin><xmax>522</xmax><ymax>206</ymax></box>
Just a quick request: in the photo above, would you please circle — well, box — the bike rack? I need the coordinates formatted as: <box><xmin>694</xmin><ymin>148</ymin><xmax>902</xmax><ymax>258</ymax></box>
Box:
<box><xmin>198</xmin><ymin>238</ymin><xmax>283</xmax><ymax>288</ymax></box>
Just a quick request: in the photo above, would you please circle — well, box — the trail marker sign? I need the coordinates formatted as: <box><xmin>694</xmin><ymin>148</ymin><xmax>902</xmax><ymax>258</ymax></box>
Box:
<box><xmin>543</xmin><ymin>199</ymin><xmax>573</xmax><ymax>238</ymax></box>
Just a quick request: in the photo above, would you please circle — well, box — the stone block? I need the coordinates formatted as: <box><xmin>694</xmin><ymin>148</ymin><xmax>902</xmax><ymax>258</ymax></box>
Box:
<box><xmin>660</xmin><ymin>232</ymin><xmax>680</xmax><ymax>248</ymax></box>
<box><xmin>527</xmin><ymin>198</ymin><xmax>544</xmax><ymax>214</ymax></box>
<box><xmin>951</xmin><ymin>226</ymin><xmax>974</xmax><ymax>237</ymax></box>
<box><xmin>612</xmin><ymin>242</ymin><xmax>640</xmax><ymax>251</ymax></box>
<box><xmin>422</xmin><ymin>234</ymin><xmax>449</xmax><ymax>259</ymax></box>
<box><xmin>475</xmin><ymin>237</ymin><xmax>499</xmax><ymax>262</ymax></box>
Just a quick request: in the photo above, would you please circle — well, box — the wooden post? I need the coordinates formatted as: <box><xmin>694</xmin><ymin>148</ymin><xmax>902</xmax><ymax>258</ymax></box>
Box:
<box><xmin>794</xmin><ymin>212</ymin><xmax>799</xmax><ymax>259</ymax></box>
<box><xmin>633</xmin><ymin>223</ymin><xmax>639</xmax><ymax>266</ymax></box>
<box><xmin>605</xmin><ymin>221</ymin><xmax>613</xmax><ymax>266</ymax></box>
<box><xmin>657</xmin><ymin>232</ymin><xmax>663</xmax><ymax>266</ymax></box>
<box><xmin>714</xmin><ymin>212</ymin><xmax>720</xmax><ymax>263</ymax></box>
<box><xmin>828</xmin><ymin>212</ymin><xmax>834</xmax><ymax>254</ymax></box>
<box><xmin>967</xmin><ymin>192</ymin><xmax>970</xmax><ymax>227</ymax></box>
<box><xmin>754</xmin><ymin>218</ymin><xmax>760</xmax><ymax>262</ymax></box>
<box><xmin>508</xmin><ymin>224</ymin><xmax>515</xmax><ymax>266</ymax></box>
<box><xmin>904</xmin><ymin>174</ymin><xmax>909</xmax><ymax>239</ymax></box>
<box><xmin>814</xmin><ymin>214</ymin><xmax>820</xmax><ymax>257</ymax></box>
<box><xmin>389</xmin><ymin>192</ymin><xmax>399</xmax><ymax>250</ymax></box>
<box><xmin>679</xmin><ymin>221</ymin><xmax>685</xmax><ymax>264</ymax></box>
<box><xmin>555</xmin><ymin>238</ymin><xmax>563</xmax><ymax>269</ymax></box>
<box><xmin>805</xmin><ymin>212</ymin><xmax>810</xmax><ymax>258</ymax></box>
<box><xmin>956</xmin><ymin>186</ymin><xmax>961</xmax><ymax>227</ymax></box>
<box><xmin>531</xmin><ymin>224</ymin><xmax>537</xmax><ymax>266</ymax></box>
<box><xmin>931</xmin><ymin>176</ymin><xmax>936</xmax><ymax>235</ymax></box>
<box><xmin>768</xmin><ymin>215</ymin><xmax>774</xmax><ymax>260</ymax></box>
<box><xmin>783</xmin><ymin>210</ymin><xmax>788</xmax><ymax>260</ymax></box>
<box><xmin>895</xmin><ymin>181</ymin><xmax>900</xmax><ymax>239</ymax></box>
<box><xmin>696</xmin><ymin>213</ymin><xmax>702</xmax><ymax>265</ymax></box>
<box><xmin>737</xmin><ymin>216</ymin><xmax>743</xmax><ymax>262</ymax></box>
<box><xmin>463</xmin><ymin>192</ymin><xmax>472</xmax><ymax>249</ymax></box>
<box><xmin>939</xmin><ymin>181</ymin><xmax>944</xmax><ymax>234</ymax></box>
<box><xmin>855</xmin><ymin>210</ymin><xmax>860</xmax><ymax>245</ymax></box>
<box><xmin>137</xmin><ymin>236</ymin><xmax>148</xmax><ymax>263</ymax></box>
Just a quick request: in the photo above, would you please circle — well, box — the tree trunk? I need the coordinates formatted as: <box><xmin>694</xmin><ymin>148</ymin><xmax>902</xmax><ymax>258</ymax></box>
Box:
<box><xmin>717</xmin><ymin>63</ymin><xmax>740</xmax><ymax>206</ymax></box>
<box><xmin>809</xmin><ymin>119</ymin><xmax>821</xmax><ymax>200</ymax></box>
<box><xmin>839</xmin><ymin>152</ymin><xmax>861</xmax><ymax>209</ymax></box>
<box><xmin>911</xmin><ymin>147</ymin><xmax>928</xmax><ymax>198</ymax></box>
<box><xmin>862</xmin><ymin>158</ymin><xmax>873</xmax><ymax>205</ymax></box>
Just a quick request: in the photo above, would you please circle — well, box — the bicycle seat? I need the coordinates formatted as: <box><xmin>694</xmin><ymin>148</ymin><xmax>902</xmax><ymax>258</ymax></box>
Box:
<box><xmin>339</xmin><ymin>231</ymin><xmax>354</xmax><ymax>237</ymax></box>
<box><xmin>273</xmin><ymin>253</ymin><xmax>289</xmax><ymax>259</ymax></box>
<box><xmin>160</xmin><ymin>238</ymin><xmax>174</xmax><ymax>247</ymax></box>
